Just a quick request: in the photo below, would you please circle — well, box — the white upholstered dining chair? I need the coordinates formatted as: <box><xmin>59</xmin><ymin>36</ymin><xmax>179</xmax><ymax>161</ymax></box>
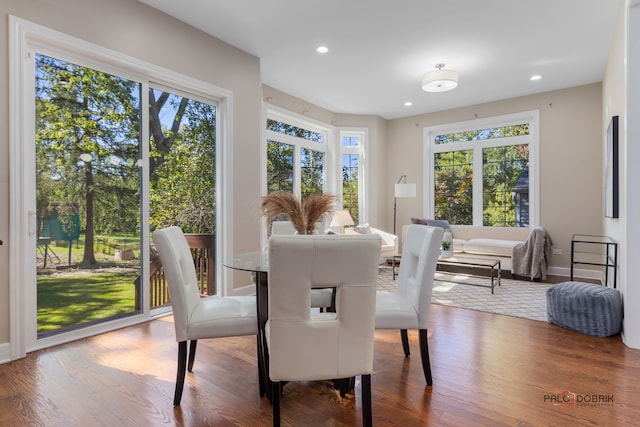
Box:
<box><xmin>153</xmin><ymin>226</ymin><xmax>258</xmax><ymax>406</ymax></box>
<box><xmin>270</xmin><ymin>220</ymin><xmax>334</xmax><ymax>311</ymax></box>
<box><xmin>374</xmin><ymin>224</ymin><xmax>443</xmax><ymax>385</ymax></box>
<box><xmin>266</xmin><ymin>234</ymin><xmax>381</xmax><ymax>427</ymax></box>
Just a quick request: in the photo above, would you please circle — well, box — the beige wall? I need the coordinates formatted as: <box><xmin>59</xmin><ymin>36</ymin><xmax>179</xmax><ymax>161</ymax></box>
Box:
<box><xmin>386</xmin><ymin>84</ymin><xmax>604</xmax><ymax>270</ymax></box>
<box><xmin>0</xmin><ymin>0</ymin><xmax>263</xmax><ymax>345</ymax></box>
<box><xmin>603</xmin><ymin>0</ymin><xmax>640</xmax><ymax>348</ymax></box>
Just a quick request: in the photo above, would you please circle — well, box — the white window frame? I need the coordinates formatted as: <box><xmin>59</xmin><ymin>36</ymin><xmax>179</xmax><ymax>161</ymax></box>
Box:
<box><xmin>338</xmin><ymin>128</ymin><xmax>368</xmax><ymax>224</ymax></box>
<box><xmin>263</xmin><ymin>106</ymin><xmax>333</xmax><ymax>200</ymax></box>
<box><xmin>9</xmin><ymin>16</ymin><xmax>233</xmax><ymax>358</ymax></box>
<box><xmin>422</xmin><ymin>110</ymin><xmax>540</xmax><ymax>227</ymax></box>
<box><xmin>261</xmin><ymin>106</ymin><xmax>370</xmax><ymax>238</ymax></box>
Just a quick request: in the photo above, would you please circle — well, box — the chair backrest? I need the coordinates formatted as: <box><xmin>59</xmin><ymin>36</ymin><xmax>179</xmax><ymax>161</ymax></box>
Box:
<box><xmin>397</xmin><ymin>224</ymin><xmax>443</xmax><ymax>329</ymax></box>
<box><xmin>152</xmin><ymin>226</ymin><xmax>202</xmax><ymax>342</ymax></box>
<box><xmin>267</xmin><ymin>234</ymin><xmax>381</xmax><ymax>382</ymax></box>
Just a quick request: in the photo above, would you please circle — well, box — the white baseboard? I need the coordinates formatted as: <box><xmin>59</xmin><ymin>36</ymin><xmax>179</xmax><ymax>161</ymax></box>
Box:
<box><xmin>547</xmin><ymin>266</ymin><xmax>603</xmax><ymax>284</ymax></box>
<box><xmin>0</xmin><ymin>342</ymin><xmax>11</xmax><ymax>365</ymax></box>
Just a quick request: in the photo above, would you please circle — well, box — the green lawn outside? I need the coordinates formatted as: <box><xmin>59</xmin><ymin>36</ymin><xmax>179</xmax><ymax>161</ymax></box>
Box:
<box><xmin>37</xmin><ymin>270</ymin><xmax>139</xmax><ymax>333</ymax></box>
<box><xmin>37</xmin><ymin>231</ymin><xmax>142</xmax><ymax>334</ymax></box>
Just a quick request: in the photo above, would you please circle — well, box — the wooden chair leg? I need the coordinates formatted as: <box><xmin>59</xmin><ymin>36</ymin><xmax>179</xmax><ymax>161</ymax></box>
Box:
<box><xmin>174</xmin><ymin>341</ymin><xmax>188</xmax><ymax>406</ymax></box>
<box><xmin>401</xmin><ymin>329</ymin><xmax>410</xmax><ymax>357</ymax></box>
<box><xmin>271</xmin><ymin>381</ymin><xmax>280</xmax><ymax>426</ymax></box>
<box><xmin>419</xmin><ymin>329</ymin><xmax>433</xmax><ymax>385</ymax></box>
<box><xmin>187</xmin><ymin>340</ymin><xmax>198</xmax><ymax>372</ymax></box>
<box><xmin>361</xmin><ymin>374</ymin><xmax>372</xmax><ymax>427</ymax></box>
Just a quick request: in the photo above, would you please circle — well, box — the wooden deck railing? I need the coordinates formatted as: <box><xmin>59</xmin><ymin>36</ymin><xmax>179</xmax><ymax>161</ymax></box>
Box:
<box><xmin>134</xmin><ymin>233</ymin><xmax>215</xmax><ymax>310</ymax></box>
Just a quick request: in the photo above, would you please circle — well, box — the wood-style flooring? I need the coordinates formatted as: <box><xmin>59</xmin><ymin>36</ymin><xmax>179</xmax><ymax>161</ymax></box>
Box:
<box><xmin>1</xmin><ymin>303</ymin><xmax>639</xmax><ymax>426</ymax></box>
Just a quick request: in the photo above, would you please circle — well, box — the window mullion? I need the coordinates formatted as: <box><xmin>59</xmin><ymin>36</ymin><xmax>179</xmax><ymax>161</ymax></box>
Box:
<box><xmin>294</xmin><ymin>146</ymin><xmax>302</xmax><ymax>199</ymax></box>
<box><xmin>473</xmin><ymin>147</ymin><xmax>484</xmax><ymax>226</ymax></box>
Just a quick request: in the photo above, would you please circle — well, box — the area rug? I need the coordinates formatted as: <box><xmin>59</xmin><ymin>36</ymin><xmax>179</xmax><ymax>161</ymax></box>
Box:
<box><xmin>377</xmin><ymin>266</ymin><xmax>552</xmax><ymax>322</ymax></box>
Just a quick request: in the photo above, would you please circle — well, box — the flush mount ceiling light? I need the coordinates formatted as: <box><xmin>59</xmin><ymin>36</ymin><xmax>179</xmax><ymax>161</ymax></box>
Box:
<box><xmin>422</xmin><ymin>63</ymin><xmax>458</xmax><ymax>92</ymax></box>
<box><xmin>316</xmin><ymin>46</ymin><xmax>329</xmax><ymax>54</ymax></box>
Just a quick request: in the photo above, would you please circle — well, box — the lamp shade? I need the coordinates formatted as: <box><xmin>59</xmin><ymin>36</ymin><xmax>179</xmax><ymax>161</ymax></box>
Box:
<box><xmin>422</xmin><ymin>67</ymin><xmax>458</xmax><ymax>92</ymax></box>
<box><xmin>330</xmin><ymin>210</ymin><xmax>355</xmax><ymax>227</ymax></box>
<box><xmin>394</xmin><ymin>183</ymin><xmax>416</xmax><ymax>198</ymax></box>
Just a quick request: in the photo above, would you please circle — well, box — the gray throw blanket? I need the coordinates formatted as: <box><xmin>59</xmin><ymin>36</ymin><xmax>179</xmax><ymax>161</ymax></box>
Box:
<box><xmin>511</xmin><ymin>227</ymin><xmax>553</xmax><ymax>280</ymax></box>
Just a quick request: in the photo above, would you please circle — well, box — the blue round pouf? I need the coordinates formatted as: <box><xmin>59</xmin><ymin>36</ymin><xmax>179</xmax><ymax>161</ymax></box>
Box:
<box><xmin>546</xmin><ymin>281</ymin><xmax>623</xmax><ymax>337</ymax></box>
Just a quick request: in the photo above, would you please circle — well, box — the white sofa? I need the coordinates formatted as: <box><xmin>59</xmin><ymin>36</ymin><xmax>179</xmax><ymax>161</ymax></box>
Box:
<box><xmin>345</xmin><ymin>225</ymin><xmax>398</xmax><ymax>264</ymax></box>
<box><xmin>402</xmin><ymin>224</ymin><xmax>531</xmax><ymax>271</ymax></box>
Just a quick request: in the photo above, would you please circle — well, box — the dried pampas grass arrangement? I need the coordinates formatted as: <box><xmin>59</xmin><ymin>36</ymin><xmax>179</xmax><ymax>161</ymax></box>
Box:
<box><xmin>261</xmin><ymin>191</ymin><xmax>337</xmax><ymax>235</ymax></box>
<box><xmin>302</xmin><ymin>193</ymin><xmax>337</xmax><ymax>235</ymax></box>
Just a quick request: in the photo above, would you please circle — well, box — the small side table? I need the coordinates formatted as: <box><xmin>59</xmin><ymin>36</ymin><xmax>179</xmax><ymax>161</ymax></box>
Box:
<box><xmin>570</xmin><ymin>234</ymin><xmax>618</xmax><ymax>288</ymax></box>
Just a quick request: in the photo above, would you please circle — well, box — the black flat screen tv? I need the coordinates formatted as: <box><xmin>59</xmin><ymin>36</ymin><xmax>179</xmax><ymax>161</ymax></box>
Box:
<box><xmin>604</xmin><ymin>115</ymin><xmax>619</xmax><ymax>218</ymax></box>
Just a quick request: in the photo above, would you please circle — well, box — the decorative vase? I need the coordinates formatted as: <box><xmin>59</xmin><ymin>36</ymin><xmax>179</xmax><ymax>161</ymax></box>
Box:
<box><xmin>441</xmin><ymin>229</ymin><xmax>453</xmax><ymax>258</ymax></box>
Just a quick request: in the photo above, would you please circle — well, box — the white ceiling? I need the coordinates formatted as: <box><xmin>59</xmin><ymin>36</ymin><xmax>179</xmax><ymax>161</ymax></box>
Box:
<box><xmin>138</xmin><ymin>0</ymin><xmax>619</xmax><ymax>120</ymax></box>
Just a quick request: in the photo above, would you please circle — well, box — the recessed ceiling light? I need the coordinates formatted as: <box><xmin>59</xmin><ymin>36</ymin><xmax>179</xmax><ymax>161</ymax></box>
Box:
<box><xmin>530</xmin><ymin>74</ymin><xmax>543</xmax><ymax>81</ymax></box>
<box><xmin>404</xmin><ymin>101</ymin><xmax>413</xmax><ymax>107</ymax></box>
<box><xmin>316</xmin><ymin>46</ymin><xmax>329</xmax><ymax>54</ymax></box>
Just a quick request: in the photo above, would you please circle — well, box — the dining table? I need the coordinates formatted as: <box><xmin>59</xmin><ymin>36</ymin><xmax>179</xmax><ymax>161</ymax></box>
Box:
<box><xmin>223</xmin><ymin>251</ymin><xmax>270</xmax><ymax>398</ymax></box>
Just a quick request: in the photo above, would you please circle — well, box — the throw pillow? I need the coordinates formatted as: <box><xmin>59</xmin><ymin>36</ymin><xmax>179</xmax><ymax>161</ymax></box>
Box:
<box><xmin>427</xmin><ymin>219</ymin><xmax>452</xmax><ymax>233</ymax></box>
<box><xmin>353</xmin><ymin>223</ymin><xmax>372</xmax><ymax>234</ymax></box>
<box><xmin>410</xmin><ymin>218</ymin><xmax>453</xmax><ymax>237</ymax></box>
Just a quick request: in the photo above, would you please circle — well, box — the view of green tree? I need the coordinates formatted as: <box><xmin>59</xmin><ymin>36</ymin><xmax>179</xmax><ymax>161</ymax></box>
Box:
<box><xmin>483</xmin><ymin>145</ymin><xmax>528</xmax><ymax>226</ymax></box>
<box><xmin>301</xmin><ymin>148</ymin><xmax>324</xmax><ymax>201</ymax></box>
<box><xmin>342</xmin><ymin>153</ymin><xmax>359</xmax><ymax>224</ymax></box>
<box><xmin>36</xmin><ymin>55</ymin><xmax>217</xmax><ymax>265</ymax></box>
<box><xmin>149</xmin><ymin>91</ymin><xmax>216</xmax><ymax>234</ymax></box>
<box><xmin>433</xmin><ymin>124</ymin><xmax>530</xmax><ymax>227</ymax></box>
<box><xmin>434</xmin><ymin>150</ymin><xmax>473</xmax><ymax>224</ymax></box>
<box><xmin>36</xmin><ymin>54</ymin><xmax>141</xmax><ymax>267</ymax></box>
<box><xmin>267</xmin><ymin>119</ymin><xmax>324</xmax><ymax>142</ymax></box>
<box><xmin>435</xmin><ymin>124</ymin><xmax>529</xmax><ymax>144</ymax></box>
<box><xmin>35</xmin><ymin>54</ymin><xmax>217</xmax><ymax>334</ymax></box>
<box><xmin>267</xmin><ymin>140</ymin><xmax>294</xmax><ymax>193</ymax></box>
<box><xmin>266</xmin><ymin>119</ymin><xmax>327</xmax><ymax>201</ymax></box>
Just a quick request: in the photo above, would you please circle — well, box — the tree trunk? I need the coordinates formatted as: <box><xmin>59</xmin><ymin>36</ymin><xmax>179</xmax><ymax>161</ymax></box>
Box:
<box><xmin>80</xmin><ymin>162</ymin><xmax>97</xmax><ymax>267</ymax></box>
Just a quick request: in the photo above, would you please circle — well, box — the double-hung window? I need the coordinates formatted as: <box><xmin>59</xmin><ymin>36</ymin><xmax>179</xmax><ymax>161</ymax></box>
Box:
<box><xmin>424</xmin><ymin>111</ymin><xmax>539</xmax><ymax>227</ymax></box>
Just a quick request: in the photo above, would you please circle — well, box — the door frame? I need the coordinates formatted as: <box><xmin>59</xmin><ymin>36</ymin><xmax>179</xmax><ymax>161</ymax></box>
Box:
<box><xmin>8</xmin><ymin>16</ymin><xmax>234</xmax><ymax>359</ymax></box>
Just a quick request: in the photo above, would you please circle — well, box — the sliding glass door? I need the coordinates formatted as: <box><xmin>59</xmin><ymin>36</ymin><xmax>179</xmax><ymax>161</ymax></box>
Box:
<box><xmin>32</xmin><ymin>55</ymin><xmax>218</xmax><ymax>340</ymax></box>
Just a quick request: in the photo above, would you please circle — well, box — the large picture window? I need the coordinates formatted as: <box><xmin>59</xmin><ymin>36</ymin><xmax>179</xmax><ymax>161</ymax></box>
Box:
<box><xmin>425</xmin><ymin>111</ymin><xmax>539</xmax><ymax>227</ymax></box>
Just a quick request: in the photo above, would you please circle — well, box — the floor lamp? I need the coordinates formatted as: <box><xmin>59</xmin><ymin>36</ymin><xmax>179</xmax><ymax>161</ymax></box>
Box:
<box><xmin>393</xmin><ymin>175</ymin><xmax>416</xmax><ymax>236</ymax></box>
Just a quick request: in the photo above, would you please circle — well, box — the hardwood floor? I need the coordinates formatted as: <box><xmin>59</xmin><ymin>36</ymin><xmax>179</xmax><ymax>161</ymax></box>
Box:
<box><xmin>1</xmin><ymin>304</ymin><xmax>639</xmax><ymax>426</ymax></box>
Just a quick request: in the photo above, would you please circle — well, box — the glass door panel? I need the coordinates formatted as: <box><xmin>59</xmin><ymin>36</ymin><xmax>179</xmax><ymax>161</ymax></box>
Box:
<box><xmin>35</xmin><ymin>53</ymin><xmax>142</xmax><ymax>337</ymax></box>
<box><xmin>148</xmin><ymin>88</ymin><xmax>217</xmax><ymax>304</ymax></box>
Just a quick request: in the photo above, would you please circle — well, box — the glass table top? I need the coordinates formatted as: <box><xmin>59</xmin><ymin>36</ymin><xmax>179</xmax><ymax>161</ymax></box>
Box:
<box><xmin>223</xmin><ymin>251</ymin><xmax>269</xmax><ymax>273</ymax></box>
